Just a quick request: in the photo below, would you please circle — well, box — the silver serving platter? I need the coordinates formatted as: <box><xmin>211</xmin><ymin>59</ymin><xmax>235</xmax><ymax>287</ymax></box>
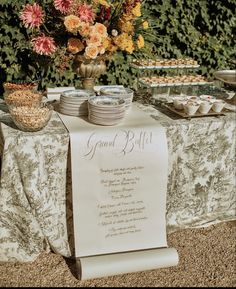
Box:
<box><xmin>214</xmin><ymin>70</ymin><xmax>236</xmax><ymax>89</ymax></box>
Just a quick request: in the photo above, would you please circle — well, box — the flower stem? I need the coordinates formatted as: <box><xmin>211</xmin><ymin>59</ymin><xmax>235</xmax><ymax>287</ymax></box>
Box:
<box><xmin>42</xmin><ymin>24</ymin><xmax>50</xmax><ymax>35</ymax></box>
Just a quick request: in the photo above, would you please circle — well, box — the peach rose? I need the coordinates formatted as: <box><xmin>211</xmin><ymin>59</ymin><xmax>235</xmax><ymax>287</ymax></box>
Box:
<box><xmin>85</xmin><ymin>45</ymin><xmax>99</xmax><ymax>59</ymax></box>
<box><xmin>79</xmin><ymin>22</ymin><xmax>91</xmax><ymax>37</ymax></box>
<box><xmin>64</xmin><ymin>15</ymin><xmax>81</xmax><ymax>34</ymax></box>
<box><xmin>92</xmin><ymin>23</ymin><xmax>107</xmax><ymax>37</ymax></box>
<box><xmin>86</xmin><ymin>32</ymin><xmax>101</xmax><ymax>46</ymax></box>
<box><xmin>99</xmin><ymin>46</ymin><xmax>106</xmax><ymax>55</ymax></box>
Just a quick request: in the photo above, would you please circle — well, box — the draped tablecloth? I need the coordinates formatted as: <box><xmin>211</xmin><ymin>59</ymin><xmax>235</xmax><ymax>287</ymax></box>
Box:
<box><xmin>0</xmin><ymin>99</ymin><xmax>235</xmax><ymax>262</ymax></box>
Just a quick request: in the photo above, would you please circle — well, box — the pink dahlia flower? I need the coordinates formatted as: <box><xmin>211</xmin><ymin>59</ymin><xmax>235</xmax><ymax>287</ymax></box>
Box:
<box><xmin>54</xmin><ymin>0</ymin><xmax>73</xmax><ymax>14</ymax></box>
<box><xmin>20</xmin><ymin>3</ymin><xmax>44</xmax><ymax>29</ymax></box>
<box><xmin>31</xmin><ymin>35</ymin><xmax>56</xmax><ymax>56</ymax></box>
<box><xmin>76</xmin><ymin>3</ymin><xmax>95</xmax><ymax>23</ymax></box>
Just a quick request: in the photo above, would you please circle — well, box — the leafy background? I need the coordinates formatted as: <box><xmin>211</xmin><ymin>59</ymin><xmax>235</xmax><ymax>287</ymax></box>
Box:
<box><xmin>0</xmin><ymin>0</ymin><xmax>235</xmax><ymax>95</ymax></box>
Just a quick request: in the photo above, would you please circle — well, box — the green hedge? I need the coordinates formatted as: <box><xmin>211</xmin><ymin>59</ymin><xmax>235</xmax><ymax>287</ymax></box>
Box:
<box><xmin>0</xmin><ymin>0</ymin><xmax>235</xmax><ymax>94</ymax></box>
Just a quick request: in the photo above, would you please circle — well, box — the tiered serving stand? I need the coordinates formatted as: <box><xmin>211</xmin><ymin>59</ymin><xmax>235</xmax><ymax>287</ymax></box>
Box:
<box><xmin>130</xmin><ymin>58</ymin><xmax>214</xmax><ymax>103</ymax></box>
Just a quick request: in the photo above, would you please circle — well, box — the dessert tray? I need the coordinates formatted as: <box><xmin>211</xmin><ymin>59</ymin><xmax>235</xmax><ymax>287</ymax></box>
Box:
<box><xmin>162</xmin><ymin>103</ymin><xmax>229</xmax><ymax>119</ymax></box>
<box><xmin>130</xmin><ymin>58</ymin><xmax>199</xmax><ymax>70</ymax></box>
<box><xmin>139</xmin><ymin>75</ymin><xmax>213</xmax><ymax>88</ymax></box>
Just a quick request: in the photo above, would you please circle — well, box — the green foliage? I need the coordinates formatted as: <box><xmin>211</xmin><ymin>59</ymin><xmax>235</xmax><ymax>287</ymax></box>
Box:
<box><xmin>0</xmin><ymin>0</ymin><xmax>235</xmax><ymax>94</ymax></box>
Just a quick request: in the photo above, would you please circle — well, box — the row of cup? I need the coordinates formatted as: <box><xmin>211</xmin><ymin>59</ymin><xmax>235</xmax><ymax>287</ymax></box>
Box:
<box><xmin>173</xmin><ymin>95</ymin><xmax>226</xmax><ymax>115</ymax></box>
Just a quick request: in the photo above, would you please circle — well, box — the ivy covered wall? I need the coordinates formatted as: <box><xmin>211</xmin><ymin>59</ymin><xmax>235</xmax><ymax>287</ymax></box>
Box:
<box><xmin>0</xmin><ymin>0</ymin><xmax>235</xmax><ymax>94</ymax></box>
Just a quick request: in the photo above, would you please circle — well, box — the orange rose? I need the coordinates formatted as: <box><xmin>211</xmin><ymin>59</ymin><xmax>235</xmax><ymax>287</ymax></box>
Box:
<box><xmin>67</xmin><ymin>38</ymin><xmax>84</xmax><ymax>54</ymax></box>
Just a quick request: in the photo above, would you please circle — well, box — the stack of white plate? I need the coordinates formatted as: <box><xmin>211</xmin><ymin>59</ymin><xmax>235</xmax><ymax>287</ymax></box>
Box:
<box><xmin>100</xmin><ymin>86</ymin><xmax>134</xmax><ymax>113</ymax></box>
<box><xmin>59</xmin><ymin>89</ymin><xmax>95</xmax><ymax>116</ymax></box>
<box><xmin>88</xmin><ymin>95</ymin><xmax>126</xmax><ymax>126</ymax></box>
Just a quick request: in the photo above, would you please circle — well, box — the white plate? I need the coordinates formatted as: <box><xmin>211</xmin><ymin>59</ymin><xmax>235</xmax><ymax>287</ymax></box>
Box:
<box><xmin>61</xmin><ymin>89</ymin><xmax>95</xmax><ymax>99</ymax></box>
<box><xmin>88</xmin><ymin>96</ymin><xmax>125</xmax><ymax>107</ymax></box>
<box><xmin>94</xmin><ymin>85</ymin><xmax>124</xmax><ymax>94</ymax></box>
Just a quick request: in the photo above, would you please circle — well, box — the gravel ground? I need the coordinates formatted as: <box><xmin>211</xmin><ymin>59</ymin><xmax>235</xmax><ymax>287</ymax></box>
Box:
<box><xmin>0</xmin><ymin>221</ymin><xmax>235</xmax><ymax>287</ymax></box>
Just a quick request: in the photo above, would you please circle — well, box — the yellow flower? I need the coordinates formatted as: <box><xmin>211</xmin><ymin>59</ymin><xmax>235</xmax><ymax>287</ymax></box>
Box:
<box><xmin>121</xmin><ymin>13</ymin><xmax>134</xmax><ymax>22</ymax></box>
<box><xmin>113</xmin><ymin>33</ymin><xmax>127</xmax><ymax>50</ymax></box>
<box><xmin>119</xmin><ymin>19</ymin><xmax>134</xmax><ymax>34</ymax></box>
<box><xmin>126</xmin><ymin>40</ymin><xmax>134</xmax><ymax>54</ymax></box>
<box><xmin>137</xmin><ymin>34</ymin><xmax>145</xmax><ymax>49</ymax></box>
<box><xmin>132</xmin><ymin>3</ymin><xmax>141</xmax><ymax>17</ymax></box>
<box><xmin>67</xmin><ymin>38</ymin><xmax>84</xmax><ymax>54</ymax></box>
<box><xmin>142</xmin><ymin>21</ymin><xmax>149</xmax><ymax>29</ymax></box>
<box><xmin>93</xmin><ymin>0</ymin><xmax>110</xmax><ymax>8</ymax></box>
<box><xmin>103</xmin><ymin>37</ymin><xmax>111</xmax><ymax>49</ymax></box>
<box><xmin>108</xmin><ymin>43</ymin><xmax>118</xmax><ymax>53</ymax></box>
<box><xmin>114</xmin><ymin>33</ymin><xmax>134</xmax><ymax>54</ymax></box>
<box><xmin>64</xmin><ymin>15</ymin><xmax>81</xmax><ymax>34</ymax></box>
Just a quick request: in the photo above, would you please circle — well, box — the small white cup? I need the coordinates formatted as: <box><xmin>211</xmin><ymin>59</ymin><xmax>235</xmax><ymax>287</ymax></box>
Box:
<box><xmin>173</xmin><ymin>97</ymin><xmax>185</xmax><ymax>110</ymax></box>
<box><xmin>184</xmin><ymin>101</ymin><xmax>199</xmax><ymax>116</ymax></box>
<box><xmin>198</xmin><ymin>101</ymin><xmax>212</xmax><ymax>114</ymax></box>
<box><xmin>211</xmin><ymin>100</ymin><xmax>225</xmax><ymax>113</ymax></box>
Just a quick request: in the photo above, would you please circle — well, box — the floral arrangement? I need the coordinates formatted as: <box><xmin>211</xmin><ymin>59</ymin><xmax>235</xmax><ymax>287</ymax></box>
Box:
<box><xmin>20</xmin><ymin>0</ymin><xmax>149</xmax><ymax>66</ymax></box>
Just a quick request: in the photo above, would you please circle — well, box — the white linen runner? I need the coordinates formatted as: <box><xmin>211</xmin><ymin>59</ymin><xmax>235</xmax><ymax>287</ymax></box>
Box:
<box><xmin>59</xmin><ymin>104</ymin><xmax>178</xmax><ymax>280</ymax></box>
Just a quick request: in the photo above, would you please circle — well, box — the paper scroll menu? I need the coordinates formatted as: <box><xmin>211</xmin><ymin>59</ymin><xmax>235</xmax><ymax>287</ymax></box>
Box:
<box><xmin>59</xmin><ymin>104</ymin><xmax>179</xmax><ymax>280</ymax></box>
<box><xmin>78</xmin><ymin>248</ymin><xmax>179</xmax><ymax>280</ymax></box>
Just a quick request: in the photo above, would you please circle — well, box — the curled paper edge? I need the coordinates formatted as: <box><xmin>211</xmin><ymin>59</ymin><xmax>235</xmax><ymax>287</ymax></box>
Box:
<box><xmin>76</xmin><ymin>247</ymin><xmax>179</xmax><ymax>280</ymax></box>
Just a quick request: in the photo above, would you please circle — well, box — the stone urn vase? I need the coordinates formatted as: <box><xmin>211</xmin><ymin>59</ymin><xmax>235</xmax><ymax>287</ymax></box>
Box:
<box><xmin>73</xmin><ymin>55</ymin><xmax>107</xmax><ymax>91</ymax></box>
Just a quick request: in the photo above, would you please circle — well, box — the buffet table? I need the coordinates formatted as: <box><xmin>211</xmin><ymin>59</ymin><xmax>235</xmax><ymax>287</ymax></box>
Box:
<box><xmin>0</xmin><ymin>98</ymin><xmax>235</xmax><ymax>262</ymax></box>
